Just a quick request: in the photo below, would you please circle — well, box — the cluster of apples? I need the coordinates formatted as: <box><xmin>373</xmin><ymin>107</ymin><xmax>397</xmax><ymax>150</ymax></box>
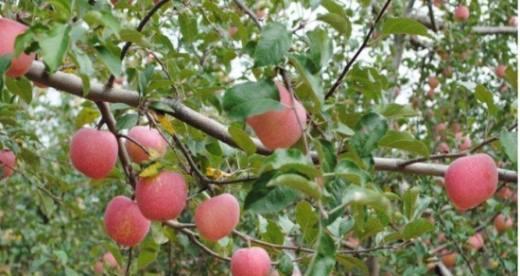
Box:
<box><xmin>433</xmin><ymin>122</ymin><xmax>472</xmax><ymax>154</ymax></box>
<box><xmin>70</xmin><ymin>125</ymin><xmax>274</xmax><ymax>275</ymax></box>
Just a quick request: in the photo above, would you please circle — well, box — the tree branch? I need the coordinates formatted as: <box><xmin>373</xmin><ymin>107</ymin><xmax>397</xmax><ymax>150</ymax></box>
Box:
<box><xmin>24</xmin><ymin>61</ymin><xmax>518</xmax><ymax>183</ymax></box>
<box><xmin>411</xmin><ymin>14</ymin><xmax>517</xmax><ymax>35</ymax></box>
<box><xmin>232</xmin><ymin>0</ymin><xmax>262</xmax><ymax>29</ymax></box>
<box><xmin>325</xmin><ymin>0</ymin><xmax>393</xmax><ymax>99</ymax></box>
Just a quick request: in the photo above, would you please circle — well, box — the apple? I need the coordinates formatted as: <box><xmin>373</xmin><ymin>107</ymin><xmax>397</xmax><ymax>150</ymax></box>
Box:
<box><xmin>428</xmin><ymin>76</ymin><xmax>439</xmax><ymax>89</ymax></box>
<box><xmin>125</xmin><ymin>126</ymin><xmax>167</xmax><ymax>163</ymax></box>
<box><xmin>441</xmin><ymin>251</ymin><xmax>457</xmax><ymax>267</ymax></box>
<box><xmin>509</xmin><ymin>16</ymin><xmax>518</xmax><ymax>27</ymax></box>
<box><xmin>494</xmin><ymin>214</ymin><xmax>513</xmax><ymax>233</ymax></box>
<box><xmin>0</xmin><ymin>18</ymin><xmax>35</xmax><ymax>77</ymax></box>
<box><xmin>195</xmin><ymin>193</ymin><xmax>240</xmax><ymax>241</ymax></box>
<box><xmin>458</xmin><ymin>135</ymin><xmax>472</xmax><ymax>151</ymax></box>
<box><xmin>442</xmin><ymin>66</ymin><xmax>453</xmax><ymax>78</ymax></box>
<box><xmin>437</xmin><ymin>142</ymin><xmax>450</xmax><ymax>154</ymax></box>
<box><xmin>69</xmin><ymin>128</ymin><xmax>118</xmax><ymax>179</ymax></box>
<box><xmin>231</xmin><ymin>247</ymin><xmax>272</xmax><ymax>276</ymax></box>
<box><xmin>496</xmin><ymin>186</ymin><xmax>516</xmax><ymax>202</ymax></box>
<box><xmin>433</xmin><ymin>0</ymin><xmax>443</xmax><ymax>8</ymax></box>
<box><xmin>0</xmin><ymin>149</ymin><xmax>16</xmax><ymax>179</ymax></box>
<box><xmin>435</xmin><ymin>123</ymin><xmax>446</xmax><ymax>133</ymax></box>
<box><xmin>94</xmin><ymin>252</ymin><xmax>120</xmax><ymax>274</ymax></box>
<box><xmin>467</xmin><ymin>232</ymin><xmax>484</xmax><ymax>251</ymax></box>
<box><xmin>136</xmin><ymin>171</ymin><xmax>187</xmax><ymax>221</ymax></box>
<box><xmin>495</xmin><ymin>65</ymin><xmax>507</xmax><ymax>78</ymax></box>
<box><xmin>444</xmin><ymin>154</ymin><xmax>498</xmax><ymax>211</ymax></box>
<box><xmin>104</xmin><ymin>195</ymin><xmax>150</xmax><ymax>247</ymax></box>
<box><xmin>228</xmin><ymin>26</ymin><xmax>238</xmax><ymax>38</ymax></box>
<box><xmin>454</xmin><ymin>5</ymin><xmax>470</xmax><ymax>22</ymax></box>
<box><xmin>246</xmin><ymin>82</ymin><xmax>307</xmax><ymax>150</ymax></box>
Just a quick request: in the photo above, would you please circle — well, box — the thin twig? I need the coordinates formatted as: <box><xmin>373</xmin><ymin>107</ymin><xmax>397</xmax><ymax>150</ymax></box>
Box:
<box><xmin>427</xmin><ymin>0</ymin><xmax>437</xmax><ymax>32</ymax></box>
<box><xmin>325</xmin><ymin>0</ymin><xmax>393</xmax><ymax>99</ymax></box>
<box><xmin>176</xmin><ymin>227</ymin><xmax>231</xmax><ymax>262</ymax></box>
<box><xmin>437</xmin><ymin>216</ymin><xmax>475</xmax><ymax>275</ymax></box>
<box><xmin>232</xmin><ymin>0</ymin><xmax>262</xmax><ymax>29</ymax></box>
<box><xmin>232</xmin><ymin>230</ymin><xmax>314</xmax><ymax>253</ymax></box>
<box><xmin>117</xmin><ymin>133</ymin><xmax>151</xmax><ymax>157</ymax></box>
<box><xmin>398</xmin><ymin>152</ymin><xmax>467</xmax><ymax>168</ymax></box>
<box><xmin>125</xmin><ymin>248</ymin><xmax>133</xmax><ymax>276</ymax></box>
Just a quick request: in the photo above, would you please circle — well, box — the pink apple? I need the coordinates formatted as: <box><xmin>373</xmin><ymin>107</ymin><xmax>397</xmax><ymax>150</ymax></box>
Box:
<box><xmin>195</xmin><ymin>193</ymin><xmax>240</xmax><ymax>241</ymax></box>
<box><xmin>231</xmin><ymin>247</ymin><xmax>272</xmax><ymax>276</ymax></box>
<box><xmin>125</xmin><ymin>126</ymin><xmax>167</xmax><ymax>163</ymax></box>
<box><xmin>104</xmin><ymin>196</ymin><xmax>150</xmax><ymax>247</ymax></box>
<box><xmin>0</xmin><ymin>18</ymin><xmax>35</xmax><ymax>77</ymax></box>
<box><xmin>454</xmin><ymin>5</ymin><xmax>470</xmax><ymax>22</ymax></box>
<box><xmin>495</xmin><ymin>65</ymin><xmax>507</xmax><ymax>78</ymax></box>
<box><xmin>0</xmin><ymin>149</ymin><xmax>16</xmax><ymax>179</ymax></box>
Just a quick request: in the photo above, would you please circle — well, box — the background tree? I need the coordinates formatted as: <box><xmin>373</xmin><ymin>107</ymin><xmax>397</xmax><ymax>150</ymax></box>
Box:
<box><xmin>0</xmin><ymin>0</ymin><xmax>517</xmax><ymax>275</ymax></box>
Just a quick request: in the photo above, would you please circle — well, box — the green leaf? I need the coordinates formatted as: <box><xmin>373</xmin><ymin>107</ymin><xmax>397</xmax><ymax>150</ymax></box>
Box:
<box><xmin>261</xmin><ymin>220</ymin><xmax>284</xmax><ymax>245</ymax></box>
<box><xmin>119</xmin><ymin>29</ymin><xmax>148</xmax><ymax>47</ymax></box>
<box><xmin>402</xmin><ymin>187</ymin><xmax>420</xmax><ymax>220</ymax></box>
<box><xmin>265</xmin><ymin>149</ymin><xmax>320</xmax><ymax>179</ymax></box>
<box><xmin>83</xmin><ymin>10</ymin><xmax>121</xmax><ymax>34</ymax></box>
<box><xmin>504</xmin><ymin>67</ymin><xmax>518</xmax><ymax>92</ymax></box>
<box><xmin>333</xmin><ymin>160</ymin><xmax>370</xmax><ymax>185</ymax></box>
<box><xmin>222</xmin><ymin>80</ymin><xmax>283</xmax><ymax>120</ymax></box>
<box><xmin>245</xmin><ymin>172</ymin><xmax>301</xmax><ymax>214</ymax></box>
<box><xmin>290</xmin><ymin>55</ymin><xmax>324</xmax><ymax>108</ymax></box>
<box><xmin>39</xmin><ymin>24</ymin><xmax>71</xmax><ymax>72</ymax></box>
<box><xmin>307</xmin><ymin>28</ymin><xmax>333</xmax><ymax>72</ymax></box>
<box><xmin>377</xmin><ymin>103</ymin><xmax>417</xmax><ymax>119</ymax></box>
<box><xmin>346</xmin><ymin>65</ymin><xmax>388</xmax><ymax>101</ymax></box>
<box><xmin>350</xmin><ymin>112</ymin><xmax>388</xmax><ymax>158</ymax></box>
<box><xmin>306</xmin><ymin>231</ymin><xmax>336</xmax><ymax>276</ymax></box>
<box><xmin>336</xmin><ymin>255</ymin><xmax>369</xmax><ymax>275</ymax></box>
<box><xmin>228</xmin><ymin>124</ymin><xmax>257</xmax><ymax>155</ymax></box>
<box><xmin>382</xmin><ymin>18</ymin><xmax>429</xmax><ymax>36</ymax></box>
<box><xmin>5</xmin><ymin>77</ymin><xmax>32</xmax><ymax>104</ymax></box>
<box><xmin>254</xmin><ymin>22</ymin><xmax>292</xmax><ymax>66</ymax></box>
<box><xmin>95</xmin><ymin>46</ymin><xmax>121</xmax><ymax>76</ymax></box>
<box><xmin>500</xmin><ymin>131</ymin><xmax>517</xmax><ymax>164</ymax></box>
<box><xmin>296</xmin><ymin>201</ymin><xmax>319</xmax><ymax>243</ymax></box>
<box><xmin>321</xmin><ymin>0</ymin><xmax>347</xmax><ymax>16</ymax></box>
<box><xmin>475</xmin><ymin>84</ymin><xmax>498</xmax><ymax>116</ymax></box>
<box><xmin>137</xmin><ymin>236</ymin><xmax>159</xmax><ymax>270</ymax></box>
<box><xmin>0</xmin><ymin>56</ymin><xmax>11</xmax><ymax>88</ymax></box>
<box><xmin>317</xmin><ymin>13</ymin><xmax>352</xmax><ymax>38</ymax></box>
<box><xmin>267</xmin><ymin>174</ymin><xmax>321</xmax><ymax>199</ymax></box>
<box><xmin>338</xmin><ymin>186</ymin><xmax>392</xmax><ymax>214</ymax></box>
<box><xmin>378</xmin><ymin>130</ymin><xmax>430</xmax><ymax>157</ymax></box>
<box><xmin>116</xmin><ymin>113</ymin><xmax>139</xmax><ymax>131</ymax></box>
<box><xmin>402</xmin><ymin>218</ymin><xmax>434</xmax><ymax>240</ymax></box>
<box><xmin>75</xmin><ymin>106</ymin><xmax>100</xmax><ymax>129</ymax></box>
<box><xmin>179</xmin><ymin>12</ymin><xmax>198</xmax><ymax>43</ymax></box>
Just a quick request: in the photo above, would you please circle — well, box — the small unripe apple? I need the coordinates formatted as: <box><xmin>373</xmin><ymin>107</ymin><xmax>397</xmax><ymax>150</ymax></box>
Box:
<box><xmin>136</xmin><ymin>171</ymin><xmax>187</xmax><ymax>221</ymax></box>
<box><xmin>442</xmin><ymin>66</ymin><xmax>453</xmax><ymax>78</ymax></box>
<box><xmin>441</xmin><ymin>251</ymin><xmax>457</xmax><ymax>267</ymax></box>
<box><xmin>0</xmin><ymin>18</ymin><xmax>35</xmax><ymax>77</ymax></box>
<box><xmin>125</xmin><ymin>126</ymin><xmax>167</xmax><ymax>163</ymax></box>
<box><xmin>246</xmin><ymin>82</ymin><xmax>307</xmax><ymax>150</ymax></box>
<box><xmin>195</xmin><ymin>193</ymin><xmax>240</xmax><ymax>241</ymax></box>
<box><xmin>0</xmin><ymin>149</ymin><xmax>16</xmax><ymax>179</ymax></box>
<box><xmin>495</xmin><ymin>65</ymin><xmax>507</xmax><ymax>78</ymax></box>
<box><xmin>231</xmin><ymin>247</ymin><xmax>272</xmax><ymax>276</ymax></box>
<box><xmin>69</xmin><ymin>128</ymin><xmax>118</xmax><ymax>179</ymax></box>
<box><xmin>494</xmin><ymin>214</ymin><xmax>513</xmax><ymax>233</ymax></box>
<box><xmin>437</xmin><ymin>142</ymin><xmax>450</xmax><ymax>154</ymax></box>
<box><xmin>428</xmin><ymin>76</ymin><xmax>439</xmax><ymax>89</ymax></box>
<box><xmin>458</xmin><ymin>135</ymin><xmax>472</xmax><ymax>151</ymax></box>
<box><xmin>454</xmin><ymin>5</ymin><xmax>470</xmax><ymax>22</ymax></box>
<box><xmin>496</xmin><ymin>186</ymin><xmax>516</xmax><ymax>202</ymax></box>
<box><xmin>467</xmin><ymin>232</ymin><xmax>484</xmax><ymax>250</ymax></box>
<box><xmin>509</xmin><ymin>16</ymin><xmax>518</xmax><ymax>27</ymax></box>
<box><xmin>444</xmin><ymin>154</ymin><xmax>498</xmax><ymax>211</ymax></box>
<box><xmin>94</xmin><ymin>252</ymin><xmax>120</xmax><ymax>274</ymax></box>
<box><xmin>104</xmin><ymin>196</ymin><xmax>150</xmax><ymax>247</ymax></box>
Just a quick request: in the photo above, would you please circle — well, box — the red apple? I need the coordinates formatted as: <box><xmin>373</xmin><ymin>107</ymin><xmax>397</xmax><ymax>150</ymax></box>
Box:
<box><xmin>494</xmin><ymin>214</ymin><xmax>513</xmax><ymax>233</ymax></box>
<box><xmin>246</xmin><ymin>82</ymin><xmax>307</xmax><ymax>150</ymax></box>
<box><xmin>231</xmin><ymin>247</ymin><xmax>272</xmax><ymax>276</ymax></box>
<box><xmin>509</xmin><ymin>16</ymin><xmax>518</xmax><ymax>27</ymax></box>
<box><xmin>444</xmin><ymin>154</ymin><xmax>498</xmax><ymax>211</ymax></box>
<box><xmin>458</xmin><ymin>135</ymin><xmax>472</xmax><ymax>151</ymax></box>
<box><xmin>136</xmin><ymin>171</ymin><xmax>187</xmax><ymax>221</ymax></box>
<box><xmin>495</xmin><ymin>65</ymin><xmax>507</xmax><ymax>78</ymax></box>
<box><xmin>437</xmin><ymin>142</ymin><xmax>450</xmax><ymax>154</ymax></box>
<box><xmin>0</xmin><ymin>18</ymin><xmax>35</xmax><ymax>77</ymax></box>
<box><xmin>94</xmin><ymin>252</ymin><xmax>120</xmax><ymax>274</ymax></box>
<box><xmin>467</xmin><ymin>232</ymin><xmax>484</xmax><ymax>250</ymax></box>
<box><xmin>428</xmin><ymin>76</ymin><xmax>439</xmax><ymax>89</ymax></box>
<box><xmin>454</xmin><ymin>5</ymin><xmax>470</xmax><ymax>22</ymax></box>
<box><xmin>125</xmin><ymin>126</ymin><xmax>167</xmax><ymax>163</ymax></box>
<box><xmin>496</xmin><ymin>186</ymin><xmax>516</xmax><ymax>202</ymax></box>
<box><xmin>69</xmin><ymin>128</ymin><xmax>118</xmax><ymax>179</ymax></box>
<box><xmin>441</xmin><ymin>251</ymin><xmax>457</xmax><ymax>267</ymax></box>
<box><xmin>104</xmin><ymin>196</ymin><xmax>150</xmax><ymax>247</ymax></box>
<box><xmin>0</xmin><ymin>149</ymin><xmax>16</xmax><ymax>179</ymax></box>
<box><xmin>435</xmin><ymin>123</ymin><xmax>447</xmax><ymax>133</ymax></box>
<box><xmin>228</xmin><ymin>26</ymin><xmax>238</xmax><ymax>38</ymax></box>
<box><xmin>195</xmin><ymin>193</ymin><xmax>240</xmax><ymax>241</ymax></box>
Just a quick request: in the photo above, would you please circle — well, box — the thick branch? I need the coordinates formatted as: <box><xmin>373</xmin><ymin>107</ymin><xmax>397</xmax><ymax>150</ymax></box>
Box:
<box><xmin>412</xmin><ymin>14</ymin><xmax>517</xmax><ymax>35</ymax></box>
<box><xmin>24</xmin><ymin>61</ymin><xmax>517</xmax><ymax>183</ymax></box>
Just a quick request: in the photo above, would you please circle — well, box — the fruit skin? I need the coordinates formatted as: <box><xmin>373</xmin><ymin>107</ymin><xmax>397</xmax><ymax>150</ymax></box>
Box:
<box><xmin>69</xmin><ymin>128</ymin><xmax>118</xmax><ymax>179</ymax></box>
<box><xmin>458</xmin><ymin>135</ymin><xmax>472</xmax><ymax>151</ymax></box>
<box><xmin>495</xmin><ymin>65</ymin><xmax>507</xmax><ymax>78</ymax></box>
<box><xmin>467</xmin><ymin>232</ymin><xmax>484</xmax><ymax>250</ymax></box>
<box><xmin>428</xmin><ymin>76</ymin><xmax>439</xmax><ymax>89</ymax></box>
<box><xmin>231</xmin><ymin>247</ymin><xmax>272</xmax><ymax>276</ymax></box>
<box><xmin>496</xmin><ymin>186</ymin><xmax>517</xmax><ymax>202</ymax></box>
<box><xmin>509</xmin><ymin>16</ymin><xmax>518</xmax><ymax>27</ymax></box>
<box><xmin>94</xmin><ymin>252</ymin><xmax>120</xmax><ymax>274</ymax></box>
<box><xmin>454</xmin><ymin>5</ymin><xmax>470</xmax><ymax>22</ymax></box>
<box><xmin>0</xmin><ymin>149</ymin><xmax>16</xmax><ymax>179</ymax></box>
<box><xmin>494</xmin><ymin>214</ymin><xmax>513</xmax><ymax>233</ymax></box>
<box><xmin>435</xmin><ymin>123</ymin><xmax>446</xmax><ymax>133</ymax></box>
<box><xmin>125</xmin><ymin>126</ymin><xmax>167</xmax><ymax>163</ymax></box>
<box><xmin>104</xmin><ymin>196</ymin><xmax>150</xmax><ymax>247</ymax></box>
<box><xmin>0</xmin><ymin>18</ymin><xmax>35</xmax><ymax>77</ymax></box>
<box><xmin>444</xmin><ymin>154</ymin><xmax>498</xmax><ymax>211</ymax></box>
<box><xmin>195</xmin><ymin>193</ymin><xmax>240</xmax><ymax>241</ymax></box>
<box><xmin>437</xmin><ymin>142</ymin><xmax>450</xmax><ymax>154</ymax></box>
<box><xmin>136</xmin><ymin>171</ymin><xmax>187</xmax><ymax>221</ymax></box>
<box><xmin>441</xmin><ymin>251</ymin><xmax>457</xmax><ymax>267</ymax></box>
<box><xmin>246</xmin><ymin>82</ymin><xmax>307</xmax><ymax>150</ymax></box>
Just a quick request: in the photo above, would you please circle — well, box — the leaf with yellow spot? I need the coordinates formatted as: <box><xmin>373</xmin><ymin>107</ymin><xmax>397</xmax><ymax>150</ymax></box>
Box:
<box><xmin>139</xmin><ymin>162</ymin><xmax>163</xmax><ymax>178</ymax></box>
<box><xmin>205</xmin><ymin>167</ymin><xmax>232</xmax><ymax>180</ymax></box>
<box><xmin>157</xmin><ymin>114</ymin><xmax>175</xmax><ymax>135</ymax></box>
